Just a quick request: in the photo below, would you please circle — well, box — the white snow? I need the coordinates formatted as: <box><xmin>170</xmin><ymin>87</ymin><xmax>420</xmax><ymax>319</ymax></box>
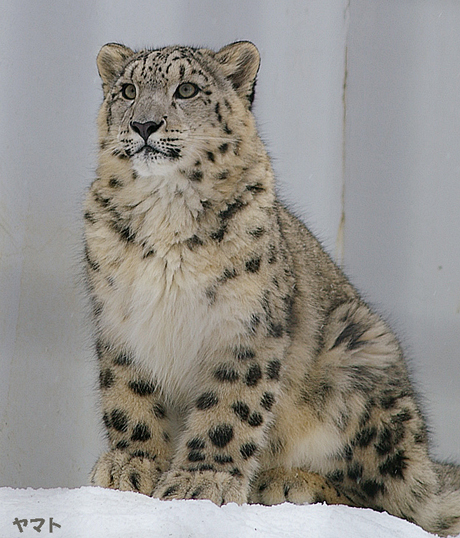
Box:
<box><xmin>0</xmin><ymin>486</ymin><xmax>437</xmax><ymax>538</ymax></box>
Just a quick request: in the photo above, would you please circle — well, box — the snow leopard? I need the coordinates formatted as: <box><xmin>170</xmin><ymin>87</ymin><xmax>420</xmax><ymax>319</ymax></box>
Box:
<box><xmin>85</xmin><ymin>41</ymin><xmax>460</xmax><ymax>536</ymax></box>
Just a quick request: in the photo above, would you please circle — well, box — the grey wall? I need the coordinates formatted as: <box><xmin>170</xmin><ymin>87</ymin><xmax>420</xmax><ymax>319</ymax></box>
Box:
<box><xmin>0</xmin><ymin>0</ymin><xmax>459</xmax><ymax>488</ymax></box>
<box><xmin>344</xmin><ymin>0</ymin><xmax>460</xmax><ymax>461</ymax></box>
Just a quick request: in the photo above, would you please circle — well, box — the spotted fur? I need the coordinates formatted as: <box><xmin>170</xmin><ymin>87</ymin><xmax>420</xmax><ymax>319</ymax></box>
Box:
<box><xmin>86</xmin><ymin>41</ymin><xmax>460</xmax><ymax>536</ymax></box>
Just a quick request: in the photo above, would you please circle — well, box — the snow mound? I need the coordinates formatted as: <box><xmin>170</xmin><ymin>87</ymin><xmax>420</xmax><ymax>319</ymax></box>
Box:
<box><xmin>0</xmin><ymin>486</ymin><xmax>435</xmax><ymax>538</ymax></box>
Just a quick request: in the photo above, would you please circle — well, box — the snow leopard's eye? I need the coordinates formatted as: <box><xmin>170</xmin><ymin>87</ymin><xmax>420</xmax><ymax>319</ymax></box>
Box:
<box><xmin>175</xmin><ymin>82</ymin><xmax>199</xmax><ymax>99</ymax></box>
<box><xmin>121</xmin><ymin>83</ymin><xmax>137</xmax><ymax>100</ymax></box>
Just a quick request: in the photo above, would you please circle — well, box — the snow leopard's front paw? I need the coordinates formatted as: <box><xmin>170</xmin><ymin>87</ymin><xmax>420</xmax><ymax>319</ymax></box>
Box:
<box><xmin>90</xmin><ymin>449</ymin><xmax>167</xmax><ymax>495</ymax></box>
<box><xmin>153</xmin><ymin>469</ymin><xmax>248</xmax><ymax>505</ymax></box>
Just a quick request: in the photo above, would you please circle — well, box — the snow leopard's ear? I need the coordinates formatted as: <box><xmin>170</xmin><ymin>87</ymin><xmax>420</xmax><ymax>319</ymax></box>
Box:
<box><xmin>215</xmin><ymin>41</ymin><xmax>260</xmax><ymax>107</ymax></box>
<box><xmin>97</xmin><ymin>43</ymin><xmax>135</xmax><ymax>95</ymax></box>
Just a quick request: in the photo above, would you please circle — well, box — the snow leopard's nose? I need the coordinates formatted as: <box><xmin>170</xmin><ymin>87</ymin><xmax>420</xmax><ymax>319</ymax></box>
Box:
<box><xmin>130</xmin><ymin>120</ymin><xmax>163</xmax><ymax>141</ymax></box>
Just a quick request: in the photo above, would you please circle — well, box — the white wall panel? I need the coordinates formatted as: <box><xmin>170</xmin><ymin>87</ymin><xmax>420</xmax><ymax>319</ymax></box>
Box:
<box><xmin>344</xmin><ymin>0</ymin><xmax>460</xmax><ymax>460</ymax></box>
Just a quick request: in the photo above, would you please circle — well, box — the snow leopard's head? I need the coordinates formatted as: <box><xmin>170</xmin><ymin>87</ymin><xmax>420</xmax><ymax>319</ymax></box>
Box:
<box><xmin>96</xmin><ymin>41</ymin><xmax>260</xmax><ymax>178</ymax></box>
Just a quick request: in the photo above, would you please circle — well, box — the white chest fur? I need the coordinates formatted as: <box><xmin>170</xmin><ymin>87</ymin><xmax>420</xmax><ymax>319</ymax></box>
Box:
<box><xmin>97</xmin><ymin>249</ymin><xmax>227</xmax><ymax>401</ymax></box>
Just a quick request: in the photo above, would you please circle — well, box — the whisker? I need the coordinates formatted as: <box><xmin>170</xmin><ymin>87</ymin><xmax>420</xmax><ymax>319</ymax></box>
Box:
<box><xmin>186</xmin><ymin>134</ymin><xmax>239</xmax><ymax>144</ymax></box>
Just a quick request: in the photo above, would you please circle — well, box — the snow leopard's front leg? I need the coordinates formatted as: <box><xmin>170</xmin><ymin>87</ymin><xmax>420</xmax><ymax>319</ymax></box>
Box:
<box><xmin>90</xmin><ymin>340</ymin><xmax>173</xmax><ymax>495</ymax></box>
<box><xmin>153</xmin><ymin>338</ymin><xmax>286</xmax><ymax>505</ymax></box>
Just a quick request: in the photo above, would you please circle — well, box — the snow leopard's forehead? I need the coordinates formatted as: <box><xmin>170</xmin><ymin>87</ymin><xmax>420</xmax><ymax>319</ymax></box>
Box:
<box><xmin>122</xmin><ymin>46</ymin><xmax>218</xmax><ymax>87</ymax></box>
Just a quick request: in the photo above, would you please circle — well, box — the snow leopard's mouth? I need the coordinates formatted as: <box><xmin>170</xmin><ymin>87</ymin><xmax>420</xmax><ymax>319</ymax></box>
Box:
<box><xmin>133</xmin><ymin>144</ymin><xmax>181</xmax><ymax>161</ymax></box>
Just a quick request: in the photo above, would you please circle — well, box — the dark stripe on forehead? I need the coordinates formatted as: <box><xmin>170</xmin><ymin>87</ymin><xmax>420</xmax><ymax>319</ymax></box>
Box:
<box><xmin>140</xmin><ymin>55</ymin><xmax>149</xmax><ymax>77</ymax></box>
<box><xmin>121</xmin><ymin>53</ymin><xmax>148</xmax><ymax>81</ymax></box>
